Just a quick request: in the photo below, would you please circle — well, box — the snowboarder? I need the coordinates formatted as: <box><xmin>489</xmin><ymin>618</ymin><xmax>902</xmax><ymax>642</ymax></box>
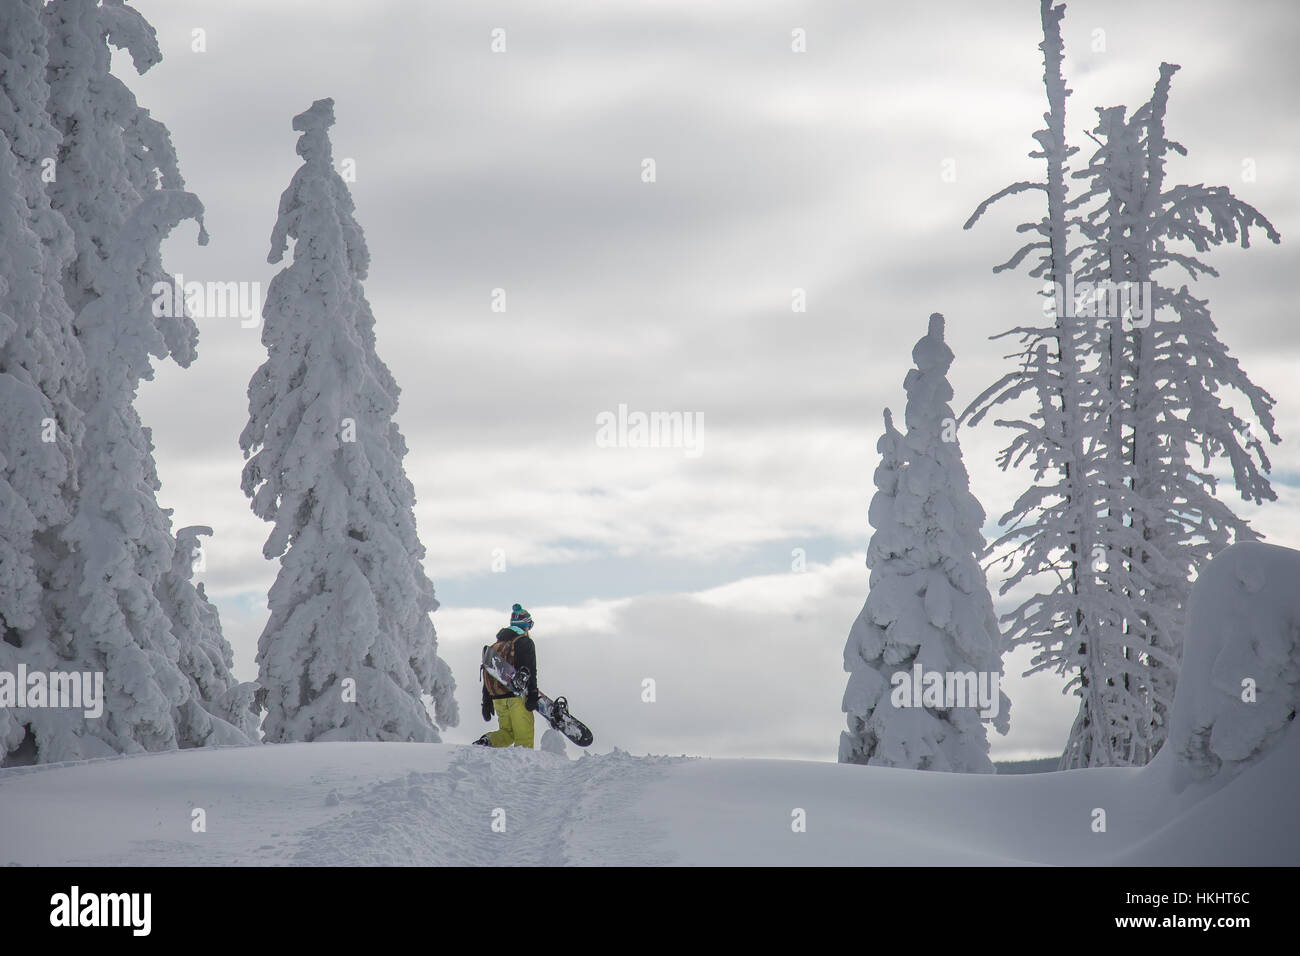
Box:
<box><xmin>474</xmin><ymin>604</ymin><xmax>539</xmax><ymax>748</ymax></box>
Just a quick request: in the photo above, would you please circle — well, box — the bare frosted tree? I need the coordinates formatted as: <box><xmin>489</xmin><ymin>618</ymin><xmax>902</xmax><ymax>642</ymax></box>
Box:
<box><xmin>1066</xmin><ymin>63</ymin><xmax>1280</xmax><ymax>764</ymax></box>
<box><xmin>963</xmin><ymin>0</ymin><xmax>1123</xmax><ymax>766</ymax></box>
<box><xmin>964</xmin><ymin>0</ymin><xmax>1280</xmax><ymax>768</ymax></box>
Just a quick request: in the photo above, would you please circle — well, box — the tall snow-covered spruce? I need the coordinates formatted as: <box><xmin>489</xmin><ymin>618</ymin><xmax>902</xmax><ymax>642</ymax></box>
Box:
<box><xmin>241</xmin><ymin>99</ymin><xmax>458</xmax><ymax>743</ymax></box>
<box><xmin>840</xmin><ymin>314</ymin><xmax>1009</xmax><ymax>772</ymax></box>
<box><xmin>3</xmin><ymin>0</ymin><xmax>247</xmax><ymax>764</ymax></box>
<box><xmin>0</xmin><ymin>0</ymin><xmax>85</xmax><ymax>764</ymax></box>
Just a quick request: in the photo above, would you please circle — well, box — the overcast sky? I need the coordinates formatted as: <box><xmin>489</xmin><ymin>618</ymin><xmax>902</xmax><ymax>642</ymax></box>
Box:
<box><xmin>119</xmin><ymin>0</ymin><xmax>1299</xmax><ymax>762</ymax></box>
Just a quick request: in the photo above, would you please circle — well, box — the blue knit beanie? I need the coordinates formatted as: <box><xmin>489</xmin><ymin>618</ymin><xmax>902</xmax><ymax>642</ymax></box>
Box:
<box><xmin>509</xmin><ymin>603</ymin><xmax>534</xmax><ymax>634</ymax></box>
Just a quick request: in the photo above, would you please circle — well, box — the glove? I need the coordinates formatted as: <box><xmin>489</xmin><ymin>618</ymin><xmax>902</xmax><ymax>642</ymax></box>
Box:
<box><xmin>525</xmin><ymin>690</ymin><xmax>539</xmax><ymax>713</ymax></box>
<box><xmin>481</xmin><ymin>693</ymin><xmax>493</xmax><ymax>722</ymax></box>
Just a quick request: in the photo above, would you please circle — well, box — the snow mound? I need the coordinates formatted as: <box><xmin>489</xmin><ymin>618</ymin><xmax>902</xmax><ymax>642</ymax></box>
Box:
<box><xmin>1159</xmin><ymin>542</ymin><xmax>1300</xmax><ymax>793</ymax></box>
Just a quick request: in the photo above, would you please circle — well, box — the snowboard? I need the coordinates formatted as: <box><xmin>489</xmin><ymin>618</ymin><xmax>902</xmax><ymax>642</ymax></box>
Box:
<box><xmin>482</xmin><ymin>646</ymin><xmax>594</xmax><ymax>747</ymax></box>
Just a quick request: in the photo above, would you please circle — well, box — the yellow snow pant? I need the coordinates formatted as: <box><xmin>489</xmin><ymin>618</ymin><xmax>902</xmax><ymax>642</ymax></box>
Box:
<box><xmin>487</xmin><ymin>696</ymin><xmax>534</xmax><ymax>749</ymax></box>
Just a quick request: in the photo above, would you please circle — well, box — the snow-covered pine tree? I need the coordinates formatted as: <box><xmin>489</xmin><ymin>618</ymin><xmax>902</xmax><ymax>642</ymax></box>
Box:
<box><xmin>17</xmin><ymin>0</ymin><xmax>233</xmax><ymax>761</ymax></box>
<box><xmin>0</xmin><ymin>0</ymin><xmax>86</xmax><ymax>764</ymax></box>
<box><xmin>45</xmin><ymin>0</ymin><xmax>193</xmax><ymax>319</ymax></box>
<box><xmin>841</xmin><ymin>314</ymin><xmax>1009</xmax><ymax>771</ymax></box>
<box><xmin>240</xmin><ymin>99</ymin><xmax>458</xmax><ymax>743</ymax></box>
<box><xmin>50</xmin><ymin>190</ymin><xmax>210</xmax><ymax>758</ymax></box>
<box><xmin>1065</xmin><ymin>64</ymin><xmax>1281</xmax><ymax>765</ymax></box>
<box><xmin>840</xmin><ymin>408</ymin><xmax>904</xmax><ymax>764</ymax></box>
<box><xmin>156</xmin><ymin>527</ymin><xmax>260</xmax><ymax>745</ymax></box>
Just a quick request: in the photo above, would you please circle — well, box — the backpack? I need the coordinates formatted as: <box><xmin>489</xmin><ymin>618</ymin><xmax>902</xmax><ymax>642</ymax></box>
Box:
<box><xmin>481</xmin><ymin>629</ymin><xmax>523</xmax><ymax>697</ymax></box>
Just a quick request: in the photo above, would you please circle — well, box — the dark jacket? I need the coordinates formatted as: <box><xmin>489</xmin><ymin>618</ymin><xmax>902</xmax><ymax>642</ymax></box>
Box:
<box><xmin>483</xmin><ymin>627</ymin><xmax>537</xmax><ymax>702</ymax></box>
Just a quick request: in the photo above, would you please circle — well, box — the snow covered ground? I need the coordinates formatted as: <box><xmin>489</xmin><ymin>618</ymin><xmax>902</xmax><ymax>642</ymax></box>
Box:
<box><xmin>0</xmin><ymin>729</ymin><xmax>1293</xmax><ymax>866</ymax></box>
<box><xmin>2</xmin><ymin>541</ymin><xmax>1296</xmax><ymax>867</ymax></box>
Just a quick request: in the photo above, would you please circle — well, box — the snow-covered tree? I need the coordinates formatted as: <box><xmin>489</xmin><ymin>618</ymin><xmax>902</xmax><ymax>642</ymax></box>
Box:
<box><xmin>841</xmin><ymin>314</ymin><xmax>1009</xmax><ymax>772</ymax></box>
<box><xmin>963</xmin><ymin>0</ymin><xmax>1280</xmax><ymax>768</ymax></box>
<box><xmin>0</xmin><ymin>0</ymin><xmax>85</xmax><ymax>763</ymax></box>
<box><xmin>962</xmin><ymin>0</ymin><xmax>1122</xmax><ymax>767</ymax></box>
<box><xmin>45</xmin><ymin>0</ymin><xmax>194</xmax><ymax>321</ymax></box>
<box><xmin>48</xmin><ymin>191</ymin><xmax>209</xmax><ymax>758</ymax></box>
<box><xmin>156</xmin><ymin>526</ymin><xmax>259</xmax><ymax>746</ymax></box>
<box><xmin>3</xmin><ymin>0</ymin><xmax>228</xmax><ymax>762</ymax></box>
<box><xmin>240</xmin><ymin>98</ymin><xmax>458</xmax><ymax>743</ymax></box>
<box><xmin>1065</xmin><ymin>65</ymin><xmax>1281</xmax><ymax>766</ymax></box>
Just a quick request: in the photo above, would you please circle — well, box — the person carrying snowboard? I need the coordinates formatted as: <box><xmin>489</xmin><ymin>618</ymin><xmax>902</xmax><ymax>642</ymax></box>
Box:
<box><xmin>474</xmin><ymin>604</ymin><xmax>539</xmax><ymax>748</ymax></box>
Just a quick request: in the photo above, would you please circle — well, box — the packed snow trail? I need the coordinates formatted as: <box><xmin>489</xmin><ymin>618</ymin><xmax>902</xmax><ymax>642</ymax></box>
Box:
<box><xmin>291</xmin><ymin>745</ymin><xmax>677</xmax><ymax>866</ymax></box>
<box><xmin>0</xmin><ymin>743</ymin><xmax>683</xmax><ymax>867</ymax></box>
